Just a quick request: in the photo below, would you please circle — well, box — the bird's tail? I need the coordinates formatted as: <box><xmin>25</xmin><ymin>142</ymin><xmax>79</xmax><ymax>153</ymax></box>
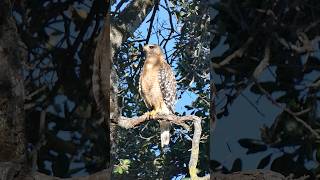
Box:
<box><xmin>160</xmin><ymin>121</ymin><xmax>170</xmax><ymax>148</ymax></box>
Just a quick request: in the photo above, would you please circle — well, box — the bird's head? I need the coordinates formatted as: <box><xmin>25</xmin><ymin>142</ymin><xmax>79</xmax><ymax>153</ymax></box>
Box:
<box><xmin>143</xmin><ymin>44</ymin><xmax>163</xmax><ymax>58</ymax></box>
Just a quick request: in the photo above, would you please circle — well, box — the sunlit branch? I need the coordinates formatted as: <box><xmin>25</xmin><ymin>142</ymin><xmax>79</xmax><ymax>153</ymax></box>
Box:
<box><xmin>117</xmin><ymin>114</ymin><xmax>209</xmax><ymax>179</ymax></box>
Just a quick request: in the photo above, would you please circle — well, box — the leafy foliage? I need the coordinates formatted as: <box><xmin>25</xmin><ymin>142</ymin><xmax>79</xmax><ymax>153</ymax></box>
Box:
<box><xmin>13</xmin><ymin>0</ymin><xmax>109</xmax><ymax>177</ymax></box>
<box><xmin>111</xmin><ymin>0</ymin><xmax>210</xmax><ymax>179</ymax></box>
<box><xmin>211</xmin><ymin>0</ymin><xmax>320</xmax><ymax>178</ymax></box>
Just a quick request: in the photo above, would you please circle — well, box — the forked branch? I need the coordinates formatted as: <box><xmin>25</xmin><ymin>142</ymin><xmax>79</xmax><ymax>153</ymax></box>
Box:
<box><xmin>117</xmin><ymin>114</ymin><xmax>210</xmax><ymax>180</ymax></box>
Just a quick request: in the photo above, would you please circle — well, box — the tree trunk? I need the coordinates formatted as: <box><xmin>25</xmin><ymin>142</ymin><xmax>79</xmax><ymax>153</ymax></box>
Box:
<box><xmin>0</xmin><ymin>0</ymin><xmax>28</xmax><ymax>179</ymax></box>
<box><xmin>92</xmin><ymin>0</ymin><xmax>157</xmax><ymax>177</ymax></box>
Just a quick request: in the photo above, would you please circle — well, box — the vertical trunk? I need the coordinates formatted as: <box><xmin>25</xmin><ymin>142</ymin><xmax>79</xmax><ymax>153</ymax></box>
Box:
<box><xmin>0</xmin><ymin>0</ymin><xmax>28</xmax><ymax>179</ymax></box>
<box><xmin>92</xmin><ymin>14</ymin><xmax>112</xmax><ymax>170</ymax></box>
<box><xmin>92</xmin><ymin>0</ymin><xmax>157</xmax><ymax>175</ymax></box>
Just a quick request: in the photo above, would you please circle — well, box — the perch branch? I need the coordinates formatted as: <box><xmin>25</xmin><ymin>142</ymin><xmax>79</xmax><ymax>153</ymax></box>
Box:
<box><xmin>117</xmin><ymin>114</ymin><xmax>209</xmax><ymax>179</ymax></box>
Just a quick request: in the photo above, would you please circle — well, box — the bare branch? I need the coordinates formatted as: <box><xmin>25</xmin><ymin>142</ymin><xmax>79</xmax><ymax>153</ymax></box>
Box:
<box><xmin>25</xmin><ymin>86</ymin><xmax>47</xmax><ymax>100</ymax></box>
<box><xmin>160</xmin><ymin>0</ymin><xmax>175</xmax><ymax>48</ymax></box>
<box><xmin>253</xmin><ymin>80</ymin><xmax>320</xmax><ymax>139</ymax></box>
<box><xmin>117</xmin><ymin>114</ymin><xmax>209</xmax><ymax>179</ymax></box>
<box><xmin>145</xmin><ymin>1</ymin><xmax>159</xmax><ymax>44</ymax></box>
<box><xmin>309</xmin><ymin>78</ymin><xmax>320</xmax><ymax>90</ymax></box>
<box><xmin>218</xmin><ymin>37</ymin><xmax>254</xmax><ymax>66</ymax></box>
<box><xmin>253</xmin><ymin>42</ymin><xmax>270</xmax><ymax>79</ymax></box>
<box><xmin>114</xmin><ymin>0</ymin><xmax>129</xmax><ymax>13</ymax></box>
<box><xmin>276</xmin><ymin>33</ymin><xmax>317</xmax><ymax>54</ymax></box>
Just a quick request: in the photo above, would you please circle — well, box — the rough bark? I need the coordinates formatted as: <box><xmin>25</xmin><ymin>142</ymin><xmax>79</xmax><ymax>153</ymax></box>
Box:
<box><xmin>91</xmin><ymin>0</ymin><xmax>157</xmax><ymax>178</ymax></box>
<box><xmin>0</xmin><ymin>0</ymin><xmax>156</xmax><ymax>179</ymax></box>
<box><xmin>93</xmin><ymin>0</ymin><xmax>157</xmax><ymax>117</ymax></box>
<box><xmin>0</xmin><ymin>0</ymin><xmax>28</xmax><ymax>179</ymax></box>
<box><xmin>117</xmin><ymin>114</ymin><xmax>210</xmax><ymax>179</ymax></box>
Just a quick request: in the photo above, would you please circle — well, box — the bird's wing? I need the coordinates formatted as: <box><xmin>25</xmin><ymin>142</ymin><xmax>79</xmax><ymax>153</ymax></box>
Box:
<box><xmin>158</xmin><ymin>61</ymin><xmax>177</xmax><ymax>113</ymax></box>
<box><xmin>139</xmin><ymin>68</ymin><xmax>152</xmax><ymax>109</ymax></box>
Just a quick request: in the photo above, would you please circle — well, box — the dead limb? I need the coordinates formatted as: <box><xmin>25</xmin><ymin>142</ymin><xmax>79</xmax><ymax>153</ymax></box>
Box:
<box><xmin>117</xmin><ymin>114</ymin><xmax>210</xmax><ymax>179</ymax></box>
<box><xmin>217</xmin><ymin>37</ymin><xmax>254</xmax><ymax>67</ymax></box>
<box><xmin>252</xmin><ymin>42</ymin><xmax>270</xmax><ymax>79</ymax></box>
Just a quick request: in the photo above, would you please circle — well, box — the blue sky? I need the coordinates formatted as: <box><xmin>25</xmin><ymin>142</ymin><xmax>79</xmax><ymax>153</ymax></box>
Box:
<box><xmin>111</xmin><ymin>0</ymin><xmax>206</xmax><ymax>179</ymax></box>
<box><xmin>112</xmin><ymin>0</ymin><xmax>200</xmax><ymax>116</ymax></box>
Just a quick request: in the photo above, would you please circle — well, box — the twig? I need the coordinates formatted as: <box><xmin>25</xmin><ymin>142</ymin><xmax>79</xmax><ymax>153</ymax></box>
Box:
<box><xmin>253</xmin><ymin>80</ymin><xmax>320</xmax><ymax>139</ymax></box>
<box><xmin>25</xmin><ymin>86</ymin><xmax>47</xmax><ymax>100</ymax></box>
<box><xmin>276</xmin><ymin>32</ymin><xmax>316</xmax><ymax>54</ymax></box>
<box><xmin>309</xmin><ymin>78</ymin><xmax>320</xmax><ymax>89</ymax></box>
<box><xmin>160</xmin><ymin>0</ymin><xmax>175</xmax><ymax>48</ymax></box>
<box><xmin>304</xmin><ymin>20</ymin><xmax>320</xmax><ymax>32</ymax></box>
<box><xmin>218</xmin><ymin>37</ymin><xmax>253</xmax><ymax>66</ymax></box>
<box><xmin>114</xmin><ymin>0</ymin><xmax>129</xmax><ymax>13</ymax></box>
<box><xmin>253</xmin><ymin>42</ymin><xmax>270</xmax><ymax>79</ymax></box>
<box><xmin>240</xmin><ymin>93</ymin><xmax>265</xmax><ymax>117</ymax></box>
<box><xmin>145</xmin><ymin>1</ymin><xmax>159</xmax><ymax>44</ymax></box>
<box><xmin>69</xmin><ymin>0</ymin><xmax>97</xmax><ymax>55</ymax></box>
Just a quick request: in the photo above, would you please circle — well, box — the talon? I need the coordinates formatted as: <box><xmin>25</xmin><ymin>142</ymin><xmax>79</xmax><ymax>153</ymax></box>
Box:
<box><xmin>144</xmin><ymin>110</ymin><xmax>158</xmax><ymax>119</ymax></box>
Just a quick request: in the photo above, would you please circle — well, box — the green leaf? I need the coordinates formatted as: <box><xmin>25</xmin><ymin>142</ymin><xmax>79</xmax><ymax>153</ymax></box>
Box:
<box><xmin>122</xmin><ymin>159</ymin><xmax>131</xmax><ymax>165</ymax></box>
<box><xmin>113</xmin><ymin>166</ymin><xmax>123</xmax><ymax>175</ymax></box>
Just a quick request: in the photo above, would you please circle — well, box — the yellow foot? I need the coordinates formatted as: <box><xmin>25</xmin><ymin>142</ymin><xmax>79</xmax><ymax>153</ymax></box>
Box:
<box><xmin>144</xmin><ymin>110</ymin><xmax>158</xmax><ymax>119</ymax></box>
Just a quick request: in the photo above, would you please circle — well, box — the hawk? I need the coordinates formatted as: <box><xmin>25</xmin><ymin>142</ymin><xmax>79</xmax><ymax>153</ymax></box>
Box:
<box><xmin>139</xmin><ymin>44</ymin><xmax>177</xmax><ymax>148</ymax></box>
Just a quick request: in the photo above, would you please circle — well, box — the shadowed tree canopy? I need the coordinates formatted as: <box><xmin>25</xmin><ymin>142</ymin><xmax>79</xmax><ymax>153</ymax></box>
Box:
<box><xmin>0</xmin><ymin>0</ymin><xmax>111</xmax><ymax>179</ymax></box>
<box><xmin>211</xmin><ymin>0</ymin><xmax>320</xmax><ymax>179</ymax></box>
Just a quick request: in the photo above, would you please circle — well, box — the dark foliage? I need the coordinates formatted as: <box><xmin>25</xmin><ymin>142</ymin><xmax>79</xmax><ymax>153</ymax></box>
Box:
<box><xmin>13</xmin><ymin>0</ymin><xmax>109</xmax><ymax>177</ymax></box>
<box><xmin>211</xmin><ymin>0</ymin><xmax>320</xmax><ymax>178</ymax></box>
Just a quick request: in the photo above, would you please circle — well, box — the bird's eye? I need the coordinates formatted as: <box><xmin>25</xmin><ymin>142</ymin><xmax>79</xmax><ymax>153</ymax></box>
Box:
<box><xmin>149</xmin><ymin>46</ymin><xmax>155</xmax><ymax>49</ymax></box>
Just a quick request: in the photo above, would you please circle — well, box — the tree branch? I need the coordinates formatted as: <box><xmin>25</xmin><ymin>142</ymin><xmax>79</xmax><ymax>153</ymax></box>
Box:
<box><xmin>145</xmin><ymin>1</ymin><xmax>159</xmax><ymax>44</ymax></box>
<box><xmin>215</xmin><ymin>37</ymin><xmax>254</xmax><ymax>67</ymax></box>
<box><xmin>253</xmin><ymin>42</ymin><xmax>270</xmax><ymax>79</ymax></box>
<box><xmin>253</xmin><ymin>80</ymin><xmax>320</xmax><ymax>139</ymax></box>
<box><xmin>117</xmin><ymin>114</ymin><xmax>209</xmax><ymax>179</ymax></box>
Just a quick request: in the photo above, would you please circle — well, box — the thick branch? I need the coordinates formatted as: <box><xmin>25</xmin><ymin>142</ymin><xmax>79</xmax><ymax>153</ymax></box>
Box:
<box><xmin>110</xmin><ymin>0</ymin><xmax>157</xmax><ymax>58</ymax></box>
<box><xmin>112</xmin><ymin>0</ymin><xmax>156</xmax><ymax>38</ymax></box>
<box><xmin>117</xmin><ymin>114</ymin><xmax>209</xmax><ymax>179</ymax></box>
<box><xmin>93</xmin><ymin>0</ymin><xmax>157</xmax><ymax>114</ymax></box>
<box><xmin>118</xmin><ymin>114</ymin><xmax>197</xmax><ymax>128</ymax></box>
